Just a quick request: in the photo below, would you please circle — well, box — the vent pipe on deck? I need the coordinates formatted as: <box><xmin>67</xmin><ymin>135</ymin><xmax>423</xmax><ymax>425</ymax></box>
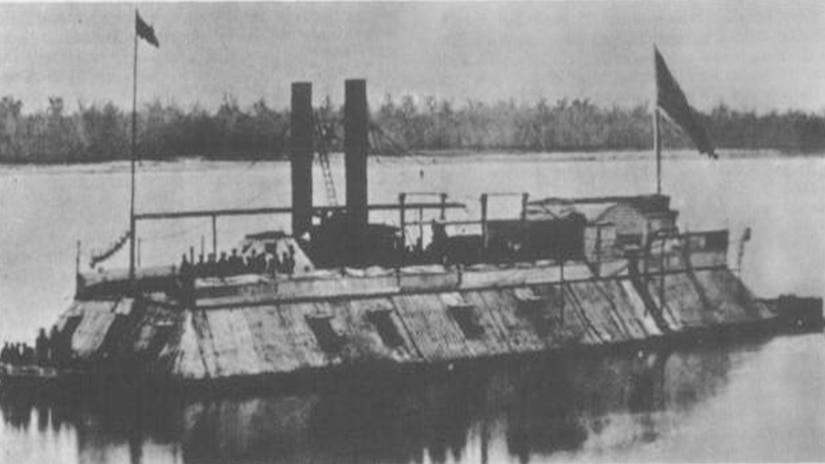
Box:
<box><xmin>344</xmin><ymin>79</ymin><xmax>369</xmax><ymax>262</ymax></box>
<box><xmin>290</xmin><ymin>82</ymin><xmax>314</xmax><ymax>237</ymax></box>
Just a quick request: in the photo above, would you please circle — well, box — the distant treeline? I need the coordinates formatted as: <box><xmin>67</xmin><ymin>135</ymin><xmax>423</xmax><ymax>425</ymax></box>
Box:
<box><xmin>0</xmin><ymin>94</ymin><xmax>823</xmax><ymax>163</ymax></box>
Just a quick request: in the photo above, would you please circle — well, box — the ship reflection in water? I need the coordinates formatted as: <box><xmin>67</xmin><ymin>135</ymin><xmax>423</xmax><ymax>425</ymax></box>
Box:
<box><xmin>3</xmin><ymin>334</ymin><xmax>825</xmax><ymax>463</ymax></box>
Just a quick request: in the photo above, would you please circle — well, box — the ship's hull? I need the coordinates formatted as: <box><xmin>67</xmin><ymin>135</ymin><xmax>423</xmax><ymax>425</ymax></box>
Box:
<box><xmin>43</xmin><ymin>255</ymin><xmax>822</xmax><ymax>390</ymax></box>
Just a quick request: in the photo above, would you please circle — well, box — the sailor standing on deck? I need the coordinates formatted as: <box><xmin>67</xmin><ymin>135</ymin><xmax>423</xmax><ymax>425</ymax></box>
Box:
<box><xmin>205</xmin><ymin>253</ymin><xmax>217</xmax><ymax>277</ymax></box>
<box><xmin>180</xmin><ymin>254</ymin><xmax>192</xmax><ymax>275</ymax></box>
<box><xmin>195</xmin><ymin>254</ymin><xmax>206</xmax><ymax>277</ymax></box>
<box><xmin>49</xmin><ymin>325</ymin><xmax>59</xmax><ymax>366</ymax></box>
<box><xmin>217</xmin><ymin>252</ymin><xmax>229</xmax><ymax>278</ymax></box>
<box><xmin>228</xmin><ymin>249</ymin><xmax>243</xmax><ymax>274</ymax></box>
<box><xmin>35</xmin><ymin>328</ymin><xmax>49</xmax><ymax>366</ymax></box>
<box><xmin>21</xmin><ymin>343</ymin><xmax>34</xmax><ymax>365</ymax></box>
<box><xmin>248</xmin><ymin>249</ymin><xmax>260</xmax><ymax>273</ymax></box>
<box><xmin>0</xmin><ymin>342</ymin><xmax>10</xmax><ymax>364</ymax></box>
<box><xmin>265</xmin><ymin>249</ymin><xmax>277</xmax><ymax>276</ymax></box>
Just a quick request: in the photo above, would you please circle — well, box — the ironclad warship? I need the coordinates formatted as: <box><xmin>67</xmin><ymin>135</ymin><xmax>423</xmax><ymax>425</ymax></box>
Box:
<box><xmin>2</xmin><ymin>53</ymin><xmax>821</xmax><ymax>388</ymax></box>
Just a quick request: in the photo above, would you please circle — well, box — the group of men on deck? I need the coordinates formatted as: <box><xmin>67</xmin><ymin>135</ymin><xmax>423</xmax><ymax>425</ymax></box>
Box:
<box><xmin>179</xmin><ymin>245</ymin><xmax>297</xmax><ymax>279</ymax></box>
<box><xmin>1</xmin><ymin>327</ymin><xmax>68</xmax><ymax>367</ymax></box>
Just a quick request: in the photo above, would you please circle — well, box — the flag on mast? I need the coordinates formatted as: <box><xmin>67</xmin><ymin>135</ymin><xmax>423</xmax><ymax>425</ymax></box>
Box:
<box><xmin>129</xmin><ymin>10</ymin><xmax>159</xmax><ymax>285</ymax></box>
<box><xmin>136</xmin><ymin>11</ymin><xmax>160</xmax><ymax>48</ymax></box>
<box><xmin>655</xmin><ymin>47</ymin><xmax>716</xmax><ymax>158</ymax></box>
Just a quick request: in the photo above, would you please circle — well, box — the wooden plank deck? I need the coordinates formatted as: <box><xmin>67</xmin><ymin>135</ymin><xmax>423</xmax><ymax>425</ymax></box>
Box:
<box><xmin>645</xmin><ymin>268</ymin><xmax>774</xmax><ymax>332</ymax></box>
<box><xmin>336</xmin><ymin>298</ymin><xmax>422</xmax><ymax>364</ymax></box>
<box><xmin>390</xmin><ymin>293</ymin><xmax>473</xmax><ymax>362</ymax></box>
<box><xmin>567</xmin><ymin>281</ymin><xmax>630</xmax><ymax>344</ymax></box>
<box><xmin>647</xmin><ymin>272</ymin><xmax>711</xmax><ymax>330</ymax></box>
<box><xmin>69</xmin><ymin>300</ymin><xmax>119</xmax><ymax>359</ymax></box>
<box><xmin>242</xmin><ymin>305</ymin><xmax>310</xmax><ymax>374</ymax></box>
<box><xmin>275</xmin><ymin>302</ymin><xmax>340</xmax><ymax>369</ymax></box>
<box><xmin>531</xmin><ymin>283</ymin><xmax>600</xmax><ymax>346</ymax></box>
<box><xmin>461</xmin><ymin>288</ymin><xmax>545</xmax><ymax>353</ymax></box>
<box><xmin>693</xmin><ymin>269</ymin><xmax>776</xmax><ymax>323</ymax></box>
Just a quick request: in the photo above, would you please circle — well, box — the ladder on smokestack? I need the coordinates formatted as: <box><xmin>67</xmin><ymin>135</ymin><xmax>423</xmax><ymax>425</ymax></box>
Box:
<box><xmin>313</xmin><ymin>112</ymin><xmax>339</xmax><ymax>207</ymax></box>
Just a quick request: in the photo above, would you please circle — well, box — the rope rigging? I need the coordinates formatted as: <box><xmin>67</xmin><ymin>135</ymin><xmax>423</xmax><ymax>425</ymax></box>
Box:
<box><xmin>89</xmin><ymin>230</ymin><xmax>130</xmax><ymax>268</ymax></box>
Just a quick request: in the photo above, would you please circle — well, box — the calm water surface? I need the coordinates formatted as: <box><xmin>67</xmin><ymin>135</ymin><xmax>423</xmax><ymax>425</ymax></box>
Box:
<box><xmin>2</xmin><ymin>335</ymin><xmax>825</xmax><ymax>463</ymax></box>
<box><xmin>0</xmin><ymin>151</ymin><xmax>824</xmax><ymax>462</ymax></box>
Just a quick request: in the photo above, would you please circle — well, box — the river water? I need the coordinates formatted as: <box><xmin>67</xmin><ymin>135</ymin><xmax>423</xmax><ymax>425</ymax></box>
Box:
<box><xmin>0</xmin><ymin>151</ymin><xmax>824</xmax><ymax>462</ymax></box>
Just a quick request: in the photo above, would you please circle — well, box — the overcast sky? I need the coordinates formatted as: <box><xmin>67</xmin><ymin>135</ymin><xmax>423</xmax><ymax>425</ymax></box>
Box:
<box><xmin>1</xmin><ymin>1</ymin><xmax>824</xmax><ymax>113</ymax></box>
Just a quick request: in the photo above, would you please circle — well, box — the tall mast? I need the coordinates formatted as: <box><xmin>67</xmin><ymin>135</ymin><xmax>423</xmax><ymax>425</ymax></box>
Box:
<box><xmin>653</xmin><ymin>46</ymin><xmax>662</xmax><ymax>195</ymax></box>
<box><xmin>654</xmin><ymin>107</ymin><xmax>661</xmax><ymax>195</ymax></box>
<box><xmin>129</xmin><ymin>10</ymin><xmax>139</xmax><ymax>287</ymax></box>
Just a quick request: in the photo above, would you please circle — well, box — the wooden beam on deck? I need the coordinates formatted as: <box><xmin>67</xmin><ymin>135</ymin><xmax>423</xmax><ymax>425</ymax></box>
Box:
<box><xmin>134</xmin><ymin>202</ymin><xmax>465</xmax><ymax>222</ymax></box>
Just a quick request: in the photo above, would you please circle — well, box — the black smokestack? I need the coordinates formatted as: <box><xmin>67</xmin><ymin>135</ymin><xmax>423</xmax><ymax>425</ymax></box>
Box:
<box><xmin>290</xmin><ymin>82</ymin><xmax>313</xmax><ymax>237</ymax></box>
<box><xmin>345</xmin><ymin>79</ymin><xmax>368</xmax><ymax>259</ymax></box>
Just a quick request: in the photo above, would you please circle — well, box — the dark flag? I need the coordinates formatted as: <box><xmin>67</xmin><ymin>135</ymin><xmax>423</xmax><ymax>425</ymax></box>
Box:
<box><xmin>655</xmin><ymin>47</ymin><xmax>716</xmax><ymax>158</ymax></box>
<box><xmin>742</xmin><ymin>226</ymin><xmax>752</xmax><ymax>242</ymax></box>
<box><xmin>136</xmin><ymin>11</ymin><xmax>160</xmax><ymax>48</ymax></box>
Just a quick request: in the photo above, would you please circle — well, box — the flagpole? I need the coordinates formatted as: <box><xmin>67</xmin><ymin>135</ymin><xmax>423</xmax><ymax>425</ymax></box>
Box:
<box><xmin>654</xmin><ymin>107</ymin><xmax>661</xmax><ymax>195</ymax></box>
<box><xmin>129</xmin><ymin>10</ymin><xmax>138</xmax><ymax>288</ymax></box>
